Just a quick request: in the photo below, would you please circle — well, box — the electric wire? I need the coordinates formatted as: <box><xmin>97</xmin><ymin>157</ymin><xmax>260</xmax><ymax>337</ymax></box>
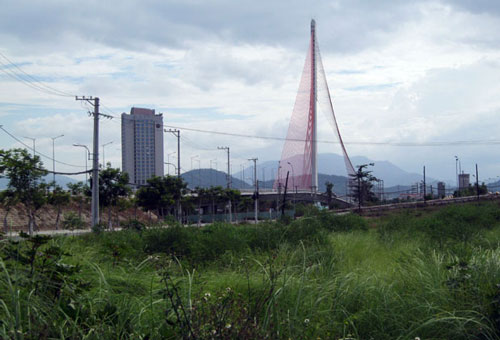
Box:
<box><xmin>0</xmin><ymin>126</ymin><xmax>86</xmax><ymax>168</ymax></box>
<box><xmin>75</xmin><ymin>100</ymin><xmax>500</xmax><ymax>148</ymax></box>
<box><xmin>0</xmin><ymin>53</ymin><xmax>74</xmax><ymax>98</ymax></box>
<box><xmin>163</xmin><ymin>123</ymin><xmax>500</xmax><ymax>147</ymax></box>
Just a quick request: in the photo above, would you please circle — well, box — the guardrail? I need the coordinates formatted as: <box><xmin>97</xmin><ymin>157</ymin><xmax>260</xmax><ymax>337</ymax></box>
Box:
<box><xmin>334</xmin><ymin>194</ymin><xmax>500</xmax><ymax>215</ymax></box>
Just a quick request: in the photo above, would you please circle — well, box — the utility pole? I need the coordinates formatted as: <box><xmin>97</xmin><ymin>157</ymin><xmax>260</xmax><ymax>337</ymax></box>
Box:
<box><xmin>476</xmin><ymin>163</ymin><xmax>479</xmax><ymax>201</ymax></box>
<box><xmin>282</xmin><ymin>171</ymin><xmax>290</xmax><ymax>217</ymax></box>
<box><xmin>249</xmin><ymin>158</ymin><xmax>258</xmax><ymax>224</ymax></box>
<box><xmin>218</xmin><ymin>146</ymin><xmax>231</xmax><ymax>222</ymax></box>
<box><xmin>76</xmin><ymin>96</ymin><xmax>112</xmax><ymax>228</ymax></box>
<box><xmin>166</xmin><ymin>129</ymin><xmax>181</xmax><ymax>221</ymax></box>
<box><xmin>217</xmin><ymin>146</ymin><xmax>230</xmax><ymax>188</ymax></box>
<box><xmin>423</xmin><ymin>166</ymin><xmax>426</xmax><ymax>201</ymax></box>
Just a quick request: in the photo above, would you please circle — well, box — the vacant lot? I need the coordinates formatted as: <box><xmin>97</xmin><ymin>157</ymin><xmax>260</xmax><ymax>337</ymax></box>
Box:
<box><xmin>2</xmin><ymin>202</ymin><xmax>500</xmax><ymax>339</ymax></box>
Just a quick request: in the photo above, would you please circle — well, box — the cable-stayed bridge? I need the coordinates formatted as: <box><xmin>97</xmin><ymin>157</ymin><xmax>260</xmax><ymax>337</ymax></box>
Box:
<box><xmin>274</xmin><ymin>19</ymin><xmax>355</xmax><ymax>193</ymax></box>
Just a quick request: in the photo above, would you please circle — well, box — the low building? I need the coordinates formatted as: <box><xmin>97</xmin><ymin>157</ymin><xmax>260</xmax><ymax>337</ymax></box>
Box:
<box><xmin>437</xmin><ymin>182</ymin><xmax>446</xmax><ymax>198</ymax></box>
<box><xmin>458</xmin><ymin>173</ymin><xmax>470</xmax><ymax>191</ymax></box>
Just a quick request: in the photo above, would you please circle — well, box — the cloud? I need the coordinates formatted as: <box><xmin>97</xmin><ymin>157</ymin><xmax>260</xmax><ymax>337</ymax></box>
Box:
<box><xmin>2</xmin><ymin>0</ymin><xmax>500</xmax><ymax>182</ymax></box>
<box><xmin>0</xmin><ymin>0</ymin><xmax>422</xmax><ymax>54</ymax></box>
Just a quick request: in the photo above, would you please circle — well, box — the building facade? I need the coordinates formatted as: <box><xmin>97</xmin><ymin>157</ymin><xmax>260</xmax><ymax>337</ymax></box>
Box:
<box><xmin>121</xmin><ymin>107</ymin><xmax>164</xmax><ymax>186</ymax></box>
<box><xmin>458</xmin><ymin>173</ymin><xmax>470</xmax><ymax>191</ymax></box>
<box><xmin>437</xmin><ymin>182</ymin><xmax>446</xmax><ymax>198</ymax></box>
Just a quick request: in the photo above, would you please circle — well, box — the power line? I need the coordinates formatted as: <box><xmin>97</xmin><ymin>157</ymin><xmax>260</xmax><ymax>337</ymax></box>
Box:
<box><xmin>65</xmin><ymin>100</ymin><xmax>500</xmax><ymax>149</ymax></box>
<box><xmin>0</xmin><ymin>52</ymin><xmax>74</xmax><ymax>98</ymax></box>
<box><xmin>163</xmin><ymin>123</ymin><xmax>500</xmax><ymax>147</ymax></box>
<box><xmin>0</xmin><ymin>125</ymin><xmax>86</xmax><ymax>168</ymax></box>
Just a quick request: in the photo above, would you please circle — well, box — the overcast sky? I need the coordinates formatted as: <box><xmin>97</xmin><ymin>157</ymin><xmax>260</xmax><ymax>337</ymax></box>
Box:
<box><xmin>1</xmin><ymin>0</ymin><xmax>500</xmax><ymax>185</ymax></box>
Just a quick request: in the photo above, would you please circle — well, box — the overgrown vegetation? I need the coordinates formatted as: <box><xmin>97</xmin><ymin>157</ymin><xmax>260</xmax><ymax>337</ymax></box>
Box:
<box><xmin>2</xmin><ymin>202</ymin><xmax>500</xmax><ymax>339</ymax></box>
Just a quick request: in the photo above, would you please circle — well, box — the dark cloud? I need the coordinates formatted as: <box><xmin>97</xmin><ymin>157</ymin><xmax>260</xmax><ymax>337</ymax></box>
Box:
<box><xmin>444</xmin><ymin>0</ymin><xmax>500</xmax><ymax>15</ymax></box>
<box><xmin>1</xmin><ymin>0</ymin><xmax>422</xmax><ymax>54</ymax></box>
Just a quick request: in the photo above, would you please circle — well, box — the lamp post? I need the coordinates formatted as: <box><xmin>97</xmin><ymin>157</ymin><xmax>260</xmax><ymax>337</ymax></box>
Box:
<box><xmin>164</xmin><ymin>162</ymin><xmax>177</xmax><ymax>174</ymax></box>
<box><xmin>167</xmin><ymin>152</ymin><xmax>176</xmax><ymax>175</ymax></box>
<box><xmin>24</xmin><ymin>136</ymin><xmax>36</xmax><ymax>157</ymax></box>
<box><xmin>51</xmin><ymin>134</ymin><xmax>64</xmax><ymax>186</ymax></box>
<box><xmin>195</xmin><ymin>159</ymin><xmax>201</xmax><ymax>187</ymax></box>
<box><xmin>248</xmin><ymin>158</ymin><xmax>258</xmax><ymax>224</ymax></box>
<box><xmin>278</xmin><ymin>163</ymin><xmax>282</xmax><ymax>194</ymax></box>
<box><xmin>210</xmin><ymin>159</ymin><xmax>217</xmax><ymax>186</ymax></box>
<box><xmin>102</xmin><ymin>141</ymin><xmax>113</xmax><ymax>168</ymax></box>
<box><xmin>287</xmin><ymin>161</ymin><xmax>296</xmax><ymax>206</ymax></box>
<box><xmin>73</xmin><ymin>143</ymin><xmax>90</xmax><ymax>185</ymax></box>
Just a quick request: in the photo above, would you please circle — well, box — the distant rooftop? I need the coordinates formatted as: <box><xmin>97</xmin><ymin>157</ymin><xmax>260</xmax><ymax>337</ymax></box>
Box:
<box><xmin>130</xmin><ymin>107</ymin><xmax>155</xmax><ymax>116</ymax></box>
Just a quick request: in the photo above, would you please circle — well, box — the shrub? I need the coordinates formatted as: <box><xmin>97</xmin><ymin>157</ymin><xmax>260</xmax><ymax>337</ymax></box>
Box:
<box><xmin>318</xmin><ymin>211</ymin><xmax>368</xmax><ymax>232</ymax></box>
<box><xmin>120</xmin><ymin>219</ymin><xmax>145</xmax><ymax>232</ymax></box>
<box><xmin>62</xmin><ymin>212</ymin><xmax>86</xmax><ymax>232</ymax></box>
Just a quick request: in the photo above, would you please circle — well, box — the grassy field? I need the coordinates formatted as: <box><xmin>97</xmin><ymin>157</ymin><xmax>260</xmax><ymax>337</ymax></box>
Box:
<box><xmin>2</xmin><ymin>202</ymin><xmax>500</xmax><ymax>339</ymax></box>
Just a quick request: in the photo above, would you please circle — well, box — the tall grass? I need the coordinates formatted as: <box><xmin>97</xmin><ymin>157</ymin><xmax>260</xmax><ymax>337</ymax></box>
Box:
<box><xmin>1</xmin><ymin>203</ymin><xmax>500</xmax><ymax>338</ymax></box>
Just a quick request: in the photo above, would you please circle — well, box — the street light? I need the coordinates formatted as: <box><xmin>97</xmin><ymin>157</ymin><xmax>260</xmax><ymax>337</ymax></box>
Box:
<box><xmin>167</xmin><ymin>152</ymin><xmax>176</xmax><ymax>175</ymax></box>
<box><xmin>51</xmin><ymin>134</ymin><xmax>64</xmax><ymax>186</ymax></box>
<box><xmin>73</xmin><ymin>143</ymin><xmax>90</xmax><ymax>185</ymax></box>
<box><xmin>277</xmin><ymin>162</ymin><xmax>283</xmax><ymax>194</ymax></box>
<box><xmin>102</xmin><ymin>141</ymin><xmax>113</xmax><ymax>168</ymax></box>
<box><xmin>196</xmin><ymin>159</ymin><xmax>201</xmax><ymax>187</ymax></box>
<box><xmin>210</xmin><ymin>158</ymin><xmax>217</xmax><ymax>186</ymax></box>
<box><xmin>24</xmin><ymin>136</ymin><xmax>36</xmax><ymax>157</ymax></box>
<box><xmin>287</xmin><ymin>161</ymin><xmax>296</xmax><ymax>205</ymax></box>
<box><xmin>164</xmin><ymin>162</ymin><xmax>177</xmax><ymax>174</ymax></box>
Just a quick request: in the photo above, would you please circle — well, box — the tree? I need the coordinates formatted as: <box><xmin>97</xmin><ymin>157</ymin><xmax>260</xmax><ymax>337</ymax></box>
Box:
<box><xmin>224</xmin><ymin>188</ymin><xmax>241</xmax><ymax>221</ymax></box>
<box><xmin>136</xmin><ymin>175</ymin><xmax>187</xmax><ymax>220</ymax></box>
<box><xmin>89</xmin><ymin>166</ymin><xmax>130</xmax><ymax>229</ymax></box>
<box><xmin>0</xmin><ymin>189</ymin><xmax>18</xmax><ymax>233</ymax></box>
<box><xmin>349</xmin><ymin>163</ymin><xmax>378</xmax><ymax>210</ymax></box>
<box><xmin>194</xmin><ymin>187</ymin><xmax>210</xmax><ymax>226</ymax></box>
<box><xmin>48</xmin><ymin>185</ymin><xmax>71</xmax><ymax>230</ymax></box>
<box><xmin>325</xmin><ymin>181</ymin><xmax>334</xmax><ymax>208</ymax></box>
<box><xmin>67</xmin><ymin>182</ymin><xmax>88</xmax><ymax>218</ymax></box>
<box><xmin>0</xmin><ymin>148</ymin><xmax>48</xmax><ymax>235</ymax></box>
<box><xmin>62</xmin><ymin>212</ymin><xmax>85</xmax><ymax>235</ymax></box>
<box><xmin>207</xmin><ymin>186</ymin><xmax>225</xmax><ymax>222</ymax></box>
<box><xmin>454</xmin><ymin>183</ymin><xmax>488</xmax><ymax>198</ymax></box>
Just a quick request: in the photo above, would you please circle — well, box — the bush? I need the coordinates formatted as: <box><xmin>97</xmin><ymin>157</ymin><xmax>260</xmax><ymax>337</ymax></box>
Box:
<box><xmin>317</xmin><ymin>211</ymin><xmax>368</xmax><ymax>232</ymax></box>
<box><xmin>120</xmin><ymin>219</ymin><xmax>145</xmax><ymax>232</ymax></box>
<box><xmin>92</xmin><ymin>222</ymin><xmax>108</xmax><ymax>234</ymax></box>
<box><xmin>62</xmin><ymin>212</ymin><xmax>86</xmax><ymax>232</ymax></box>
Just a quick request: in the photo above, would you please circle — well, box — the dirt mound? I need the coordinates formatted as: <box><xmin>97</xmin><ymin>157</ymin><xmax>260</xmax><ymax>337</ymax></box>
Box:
<box><xmin>1</xmin><ymin>201</ymin><xmax>158</xmax><ymax>233</ymax></box>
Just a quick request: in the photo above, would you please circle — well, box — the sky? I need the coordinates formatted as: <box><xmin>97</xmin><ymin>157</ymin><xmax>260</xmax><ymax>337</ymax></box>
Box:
<box><xmin>1</xmin><ymin>0</ymin><xmax>500</xmax><ymax>185</ymax></box>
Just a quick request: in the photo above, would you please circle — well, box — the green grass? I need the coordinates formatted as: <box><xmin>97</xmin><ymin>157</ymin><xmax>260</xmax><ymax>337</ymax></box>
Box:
<box><xmin>2</xmin><ymin>202</ymin><xmax>500</xmax><ymax>338</ymax></box>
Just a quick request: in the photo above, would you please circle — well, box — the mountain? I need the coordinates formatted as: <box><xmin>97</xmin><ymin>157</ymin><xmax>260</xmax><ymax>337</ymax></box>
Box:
<box><xmin>258</xmin><ymin>173</ymin><xmax>349</xmax><ymax>196</ymax></box>
<box><xmin>181</xmin><ymin>169</ymin><xmax>252</xmax><ymax>190</ymax></box>
<box><xmin>0</xmin><ymin>174</ymin><xmax>79</xmax><ymax>190</ymax></box>
<box><xmin>233</xmin><ymin>153</ymin><xmax>436</xmax><ymax>188</ymax></box>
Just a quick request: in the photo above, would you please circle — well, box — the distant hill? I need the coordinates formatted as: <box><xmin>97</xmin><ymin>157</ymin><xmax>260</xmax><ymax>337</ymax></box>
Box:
<box><xmin>0</xmin><ymin>174</ymin><xmax>79</xmax><ymax>190</ymax></box>
<box><xmin>234</xmin><ymin>153</ymin><xmax>437</xmax><ymax>188</ymax></box>
<box><xmin>181</xmin><ymin>169</ymin><xmax>252</xmax><ymax>190</ymax></box>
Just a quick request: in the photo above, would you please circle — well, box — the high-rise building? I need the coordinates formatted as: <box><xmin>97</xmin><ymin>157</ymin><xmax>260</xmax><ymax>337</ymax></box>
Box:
<box><xmin>121</xmin><ymin>107</ymin><xmax>164</xmax><ymax>186</ymax></box>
